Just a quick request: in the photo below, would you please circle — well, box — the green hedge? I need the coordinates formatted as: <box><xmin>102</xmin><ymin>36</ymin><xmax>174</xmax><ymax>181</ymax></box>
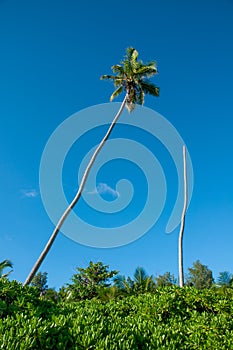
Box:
<box><xmin>0</xmin><ymin>279</ymin><xmax>233</xmax><ymax>349</ymax></box>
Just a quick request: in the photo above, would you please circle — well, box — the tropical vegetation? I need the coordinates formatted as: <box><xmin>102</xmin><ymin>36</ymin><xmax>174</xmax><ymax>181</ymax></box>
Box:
<box><xmin>1</xmin><ymin>260</ymin><xmax>233</xmax><ymax>349</ymax></box>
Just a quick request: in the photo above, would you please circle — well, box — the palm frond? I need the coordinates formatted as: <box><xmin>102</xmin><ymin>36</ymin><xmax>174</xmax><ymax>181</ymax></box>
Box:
<box><xmin>137</xmin><ymin>88</ymin><xmax>145</xmax><ymax>105</ymax></box>
<box><xmin>111</xmin><ymin>64</ymin><xmax>125</xmax><ymax>75</ymax></box>
<box><xmin>123</xmin><ymin>59</ymin><xmax>131</xmax><ymax>76</ymax></box>
<box><xmin>134</xmin><ymin>267</ymin><xmax>147</xmax><ymax>284</ymax></box>
<box><xmin>136</xmin><ymin>64</ymin><xmax>157</xmax><ymax>78</ymax></box>
<box><xmin>130</xmin><ymin>48</ymin><xmax>139</xmax><ymax>71</ymax></box>
<box><xmin>131</xmin><ymin>48</ymin><xmax>139</xmax><ymax>61</ymax></box>
<box><xmin>0</xmin><ymin>259</ymin><xmax>13</xmax><ymax>278</ymax></box>
<box><xmin>125</xmin><ymin>47</ymin><xmax>137</xmax><ymax>61</ymax></box>
<box><xmin>138</xmin><ymin>61</ymin><xmax>157</xmax><ymax>69</ymax></box>
<box><xmin>113</xmin><ymin>78</ymin><xmax>124</xmax><ymax>87</ymax></box>
<box><xmin>123</xmin><ymin>48</ymin><xmax>139</xmax><ymax>74</ymax></box>
<box><xmin>0</xmin><ymin>259</ymin><xmax>13</xmax><ymax>270</ymax></box>
<box><xmin>100</xmin><ymin>75</ymin><xmax>124</xmax><ymax>88</ymax></box>
<box><xmin>100</xmin><ymin>74</ymin><xmax>117</xmax><ymax>81</ymax></box>
<box><xmin>113</xmin><ymin>275</ymin><xmax>132</xmax><ymax>292</ymax></box>
<box><xmin>140</xmin><ymin>81</ymin><xmax>160</xmax><ymax>97</ymax></box>
<box><xmin>110</xmin><ymin>85</ymin><xmax>123</xmax><ymax>101</ymax></box>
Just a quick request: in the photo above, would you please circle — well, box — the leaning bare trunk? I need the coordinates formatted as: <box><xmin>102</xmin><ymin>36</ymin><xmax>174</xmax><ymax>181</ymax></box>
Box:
<box><xmin>178</xmin><ymin>145</ymin><xmax>188</xmax><ymax>287</ymax></box>
<box><xmin>24</xmin><ymin>96</ymin><xmax>127</xmax><ymax>286</ymax></box>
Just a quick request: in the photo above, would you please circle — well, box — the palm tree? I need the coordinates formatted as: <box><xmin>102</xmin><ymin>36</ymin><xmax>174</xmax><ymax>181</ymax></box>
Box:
<box><xmin>0</xmin><ymin>259</ymin><xmax>13</xmax><ymax>278</ymax></box>
<box><xmin>113</xmin><ymin>274</ymin><xmax>133</xmax><ymax>295</ymax></box>
<box><xmin>24</xmin><ymin>47</ymin><xmax>159</xmax><ymax>286</ymax></box>
<box><xmin>114</xmin><ymin>267</ymin><xmax>155</xmax><ymax>295</ymax></box>
<box><xmin>132</xmin><ymin>266</ymin><xmax>155</xmax><ymax>293</ymax></box>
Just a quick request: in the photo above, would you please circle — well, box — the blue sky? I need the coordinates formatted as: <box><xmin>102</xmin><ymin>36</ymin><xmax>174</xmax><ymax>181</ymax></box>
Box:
<box><xmin>1</xmin><ymin>0</ymin><xmax>233</xmax><ymax>289</ymax></box>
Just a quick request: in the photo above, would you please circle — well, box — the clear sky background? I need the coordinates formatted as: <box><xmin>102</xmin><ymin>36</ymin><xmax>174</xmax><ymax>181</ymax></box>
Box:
<box><xmin>1</xmin><ymin>0</ymin><xmax>233</xmax><ymax>289</ymax></box>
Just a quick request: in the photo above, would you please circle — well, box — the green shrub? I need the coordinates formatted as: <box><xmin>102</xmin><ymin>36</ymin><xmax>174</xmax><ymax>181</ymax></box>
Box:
<box><xmin>0</xmin><ymin>281</ymin><xmax>233</xmax><ymax>349</ymax></box>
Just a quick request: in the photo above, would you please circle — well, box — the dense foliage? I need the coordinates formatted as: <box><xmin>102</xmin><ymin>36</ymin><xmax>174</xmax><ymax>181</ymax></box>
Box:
<box><xmin>186</xmin><ymin>260</ymin><xmax>214</xmax><ymax>289</ymax></box>
<box><xmin>1</xmin><ymin>277</ymin><xmax>233</xmax><ymax>349</ymax></box>
<box><xmin>66</xmin><ymin>261</ymin><xmax>118</xmax><ymax>301</ymax></box>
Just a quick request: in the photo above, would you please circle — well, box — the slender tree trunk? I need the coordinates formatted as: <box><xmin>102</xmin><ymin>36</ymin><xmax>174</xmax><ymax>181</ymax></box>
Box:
<box><xmin>24</xmin><ymin>96</ymin><xmax>127</xmax><ymax>286</ymax></box>
<box><xmin>178</xmin><ymin>145</ymin><xmax>188</xmax><ymax>287</ymax></box>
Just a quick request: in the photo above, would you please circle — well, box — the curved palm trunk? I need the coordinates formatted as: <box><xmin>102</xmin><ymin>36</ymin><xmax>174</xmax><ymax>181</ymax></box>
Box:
<box><xmin>24</xmin><ymin>96</ymin><xmax>127</xmax><ymax>286</ymax></box>
<box><xmin>178</xmin><ymin>145</ymin><xmax>188</xmax><ymax>287</ymax></box>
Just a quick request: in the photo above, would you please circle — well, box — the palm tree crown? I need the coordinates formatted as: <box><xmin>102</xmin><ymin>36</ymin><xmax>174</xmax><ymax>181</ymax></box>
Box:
<box><xmin>101</xmin><ymin>47</ymin><xmax>159</xmax><ymax>111</ymax></box>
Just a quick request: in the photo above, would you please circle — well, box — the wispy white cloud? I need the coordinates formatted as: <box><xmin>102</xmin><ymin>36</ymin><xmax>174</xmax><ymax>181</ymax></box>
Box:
<box><xmin>88</xmin><ymin>183</ymin><xmax>119</xmax><ymax>198</ymax></box>
<box><xmin>21</xmin><ymin>189</ymin><xmax>38</xmax><ymax>198</ymax></box>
